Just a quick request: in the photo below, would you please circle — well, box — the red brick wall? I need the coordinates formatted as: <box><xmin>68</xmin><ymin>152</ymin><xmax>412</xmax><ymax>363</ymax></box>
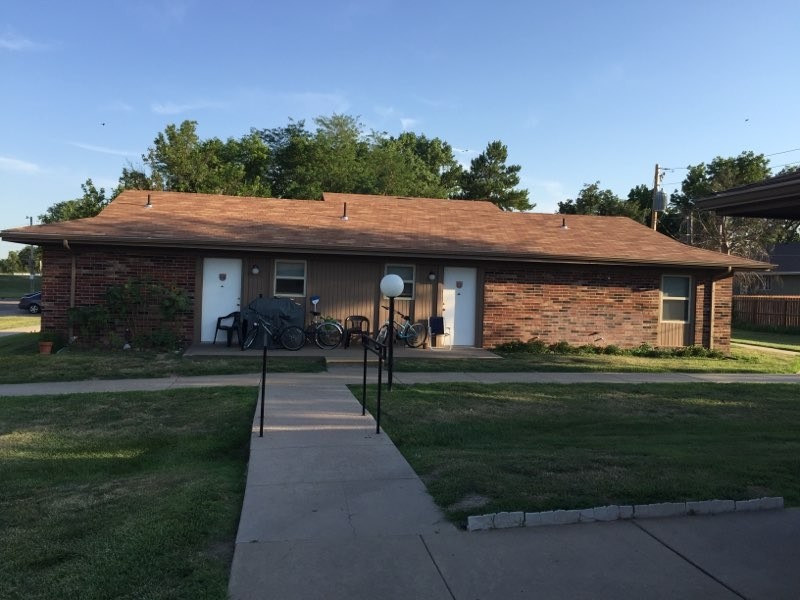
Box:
<box><xmin>482</xmin><ymin>264</ymin><xmax>732</xmax><ymax>351</ymax></box>
<box><xmin>41</xmin><ymin>246</ymin><xmax>197</xmax><ymax>344</ymax></box>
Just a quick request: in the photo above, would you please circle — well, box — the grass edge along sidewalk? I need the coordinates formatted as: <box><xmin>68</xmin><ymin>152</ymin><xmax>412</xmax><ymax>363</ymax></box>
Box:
<box><xmin>0</xmin><ymin>387</ymin><xmax>255</xmax><ymax>600</ymax></box>
<box><xmin>360</xmin><ymin>381</ymin><xmax>800</xmax><ymax>527</ymax></box>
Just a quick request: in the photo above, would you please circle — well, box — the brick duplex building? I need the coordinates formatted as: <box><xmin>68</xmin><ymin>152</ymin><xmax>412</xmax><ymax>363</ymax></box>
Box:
<box><xmin>1</xmin><ymin>190</ymin><xmax>769</xmax><ymax>351</ymax></box>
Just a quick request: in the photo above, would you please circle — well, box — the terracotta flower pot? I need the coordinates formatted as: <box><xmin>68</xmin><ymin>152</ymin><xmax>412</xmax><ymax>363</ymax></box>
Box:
<box><xmin>38</xmin><ymin>341</ymin><xmax>54</xmax><ymax>354</ymax></box>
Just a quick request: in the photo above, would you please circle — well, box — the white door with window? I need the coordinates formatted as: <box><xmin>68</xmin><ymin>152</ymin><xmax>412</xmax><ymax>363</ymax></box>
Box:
<box><xmin>443</xmin><ymin>267</ymin><xmax>477</xmax><ymax>346</ymax></box>
<box><xmin>201</xmin><ymin>258</ymin><xmax>242</xmax><ymax>342</ymax></box>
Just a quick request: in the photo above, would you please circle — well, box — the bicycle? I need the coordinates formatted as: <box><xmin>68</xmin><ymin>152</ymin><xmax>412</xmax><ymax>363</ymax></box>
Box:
<box><xmin>304</xmin><ymin>310</ymin><xmax>344</xmax><ymax>349</ymax></box>
<box><xmin>301</xmin><ymin>295</ymin><xmax>343</xmax><ymax>350</ymax></box>
<box><xmin>242</xmin><ymin>313</ymin><xmax>305</xmax><ymax>351</ymax></box>
<box><xmin>375</xmin><ymin>306</ymin><xmax>427</xmax><ymax>348</ymax></box>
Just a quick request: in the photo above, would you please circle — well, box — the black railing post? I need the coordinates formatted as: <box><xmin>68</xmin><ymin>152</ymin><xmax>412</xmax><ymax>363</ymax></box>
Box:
<box><xmin>362</xmin><ymin>334</ymin><xmax>368</xmax><ymax>416</ymax></box>
<box><xmin>259</xmin><ymin>331</ymin><xmax>267</xmax><ymax>437</ymax></box>
<box><xmin>387</xmin><ymin>296</ymin><xmax>395</xmax><ymax>391</ymax></box>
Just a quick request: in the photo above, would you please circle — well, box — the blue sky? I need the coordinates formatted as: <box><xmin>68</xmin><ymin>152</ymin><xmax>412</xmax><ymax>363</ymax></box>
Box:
<box><xmin>3</xmin><ymin>0</ymin><xmax>800</xmax><ymax>258</ymax></box>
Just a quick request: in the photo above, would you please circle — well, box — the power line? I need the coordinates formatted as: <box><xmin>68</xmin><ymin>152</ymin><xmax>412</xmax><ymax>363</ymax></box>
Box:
<box><xmin>765</xmin><ymin>147</ymin><xmax>800</xmax><ymax>157</ymax></box>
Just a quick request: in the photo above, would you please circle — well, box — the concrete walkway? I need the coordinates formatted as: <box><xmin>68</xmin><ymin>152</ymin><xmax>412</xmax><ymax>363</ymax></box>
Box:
<box><xmin>226</xmin><ymin>368</ymin><xmax>800</xmax><ymax>600</ymax></box>
<box><xmin>1</xmin><ymin>368</ymin><xmax>799</xmax><ymax>598</ymax></box>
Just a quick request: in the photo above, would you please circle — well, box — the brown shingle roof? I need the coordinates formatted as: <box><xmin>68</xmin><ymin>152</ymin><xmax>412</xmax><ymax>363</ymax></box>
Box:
<box><xmin>1</xmin><ymin>190</ymin><xmax>769</xmax><ymax>270</ymax></box>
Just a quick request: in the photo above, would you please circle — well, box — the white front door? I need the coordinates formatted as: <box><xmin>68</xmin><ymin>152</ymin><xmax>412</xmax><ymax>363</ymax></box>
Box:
<box><xmin>201</xmin><ymin>258</ymin><xmax>242</xmax><ymax>342</ymax></box>
<box><xmin>443</xmin><ymin>267</ymin><xmax>477</xmax><ymax>346</ymax></box>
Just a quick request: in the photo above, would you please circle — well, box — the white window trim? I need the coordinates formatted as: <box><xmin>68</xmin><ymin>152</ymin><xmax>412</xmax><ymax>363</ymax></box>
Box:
<box><xmin>384</xmin><ymin>264</ymin><xmax>415</xmax><ymax>300</ymax></box>
<box><xmin>660</xmin><ymin>274</ymin><xmax>693</xmax><ymax>323</ymax></box>
<box><xmin>274</xmin><ymin>259</ymin><xmax>307</xmax><ymax>297</ymax></box>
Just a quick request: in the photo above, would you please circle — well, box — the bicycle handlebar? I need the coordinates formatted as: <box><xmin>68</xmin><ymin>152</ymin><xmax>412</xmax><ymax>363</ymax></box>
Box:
<box><xmin>381</xmin><ymin>305</ymin><xmax>410</xmax><ymax>320</ymax></box>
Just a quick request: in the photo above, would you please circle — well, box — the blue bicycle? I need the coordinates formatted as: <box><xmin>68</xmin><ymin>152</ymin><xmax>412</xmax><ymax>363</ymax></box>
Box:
<box><xmin>375</xmin><ymin>306</ymin><xmax>427</xmax><ymax>348</ymax></box>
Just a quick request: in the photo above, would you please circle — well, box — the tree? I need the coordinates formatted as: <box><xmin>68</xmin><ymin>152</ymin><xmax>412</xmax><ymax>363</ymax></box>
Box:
<box><xmin>0</xmin><ymin>250</ymin><xmax>24</xmax><ymax>274</ymax></box>
<box><xmin>39</xmin><ymin>179</ymin><xmax>110</xmax><ymax>224</ymax></box>
<box><xmin>118</xmin><ymin>120</ymin><xmax>271</xmax><ymax>196</ymax></box>
<box><xmin>458</xmin><ymin>141</ymin><xmax>532</xmax><ymax>211</ymax></box>
<box><xmin>668</xmin><ymin>151</ymin><xmax>798</xmax><ymax>258</ymax></box>
<box><xmin>558</xmin><ymin>182</ymin><xmax>645</xmax><ymax>220</ymax></box>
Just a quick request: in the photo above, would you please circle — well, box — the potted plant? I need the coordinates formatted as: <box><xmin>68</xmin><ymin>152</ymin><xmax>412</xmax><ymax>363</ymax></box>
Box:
<box><xmin>38</xmin><ymin>331</ymin><xmax>60</xmax><ymax>355</ymax></box>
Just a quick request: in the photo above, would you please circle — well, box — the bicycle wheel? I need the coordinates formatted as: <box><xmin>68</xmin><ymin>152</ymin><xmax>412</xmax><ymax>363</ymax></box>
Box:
<box><xmin>405</xmin><ymin>323</ymin><xmax>427</xmax><ymax>348</ymax></box>
<box><xmin>375</xmin><ymin>324</ymin><xmax>389</xmax><ymax>345</ymax></box>
<box><xmin>243</xmin><ymin>326</ymin><xmax>260</xmax><ymax>350</ymax></box>
<box><xmin>315</xmin><ymin>322</ymin><xmax>343</xmax><ymax>350</ymax></box>
<box><xmin>279</xmin><ymin>325</ymin><xmax>305</xmax><ymax>351</ymax></box>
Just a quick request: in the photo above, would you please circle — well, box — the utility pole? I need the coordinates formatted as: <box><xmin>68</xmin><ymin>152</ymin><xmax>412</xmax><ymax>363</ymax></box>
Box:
<box><xmin>25</xmin><ymin>216</ymin><xmax>34</xmax><ymax>292</ymax></box>
<box><xmin>651</xmin><ymin>164</ymin><xmax>660</xmax><ymax>230</ymax></box>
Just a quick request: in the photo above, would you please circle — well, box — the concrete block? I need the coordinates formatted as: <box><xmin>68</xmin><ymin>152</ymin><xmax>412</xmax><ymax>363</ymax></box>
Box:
<box><xmin>552</xmin><ymin>509</ymin><xmax>580</xmax><ymax>525</ymax></box>
<box><xmin>634</xmin><ymin>502</ymin><xmax>687</xmax><ymax>519</ymax></box>
<box><xmin>763</xmin><ymin>497</ymin><xmax>784</xmax><ymax>510</ymax></box>
<box><xmin>524</xmin><ymin>512</ymin><xmax>543</xmax><ymax>527</ymax></box>
<box><xmin>592</xmin><ymin>505</ymin><xmax>621</xmax><ymax>521</ymax></box>
<box><xmin>538</xmin><ymin>511</ymin><xmax>556</xmax><ymax>526</ymax></box>
<box><xmin>735</xmin><ymin>499</ymin><xmax>761</xmax><ymax>512</ymax></box>
<box><xmin>467</xmin><ymin>514</ymin><xmax>494</xmax><ymax>531</ymax></box>
<box><xmin>493</xmin><ymin>511</ymin><xmax>524</xmax><ymax>529</ymax></box>
<box><xmin>579</xmin><ymin>508</ymin><xmax>596</xmax><ymax>523</ymax></box>
<box><xmin>619</xmin><ymin>505</ymin><xmax>634</xmax><ymax>519</ymax></box>
<box><xmin>687</xmin><ymin>499</ymin><xmax>735</xmax><ymax>515</ymax></box>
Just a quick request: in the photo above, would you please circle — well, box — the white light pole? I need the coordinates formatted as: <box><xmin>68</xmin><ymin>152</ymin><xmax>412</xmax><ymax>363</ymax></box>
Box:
<box><xmin>379</xmin><ymin>274</ymin><xmax>404</xmax><ymax>391</ymax></box>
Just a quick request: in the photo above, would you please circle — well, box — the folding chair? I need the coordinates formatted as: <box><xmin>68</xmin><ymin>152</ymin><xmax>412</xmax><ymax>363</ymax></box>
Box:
<box><xmin>213</xmin><ymin>311</ymin><xmax>241</xmax><ymax>347</ymax></box>
<box><xmin>428</xmin><ymin>316</ymin><xmax>452</xmax><ymax>350</ymax></box>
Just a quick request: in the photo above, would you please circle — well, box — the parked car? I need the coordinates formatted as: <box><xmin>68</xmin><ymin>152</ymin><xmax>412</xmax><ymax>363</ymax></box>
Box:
<box><xmin>18</xmin><ymin>291</ymin><xmax>42</xmax><ymax>314</ymax></box>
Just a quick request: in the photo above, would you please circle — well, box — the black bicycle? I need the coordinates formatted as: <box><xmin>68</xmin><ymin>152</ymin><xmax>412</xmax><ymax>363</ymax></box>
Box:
<box><xmin>304</xmin><ymin>310</ymin><xmax>344</xmax><ymax>349</ymax></box>
<box><xmin>242</xmin><ymin>314</ymin><xmax>305</xmax><ymax>351</ymax></box>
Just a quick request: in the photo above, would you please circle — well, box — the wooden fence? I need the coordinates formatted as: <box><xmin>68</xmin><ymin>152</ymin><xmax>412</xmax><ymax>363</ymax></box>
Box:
<box><xmin>733</xmin><ymin>295</ymin><xmax>800</xmax><ymax>328</ymax></box>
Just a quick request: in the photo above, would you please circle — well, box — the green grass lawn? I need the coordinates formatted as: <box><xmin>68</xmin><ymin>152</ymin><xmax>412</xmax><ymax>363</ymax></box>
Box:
<box><xmin>0</xmin><ymin>333</ymin><xmax>325</xmax><ymax>383</ymax></box>
<box><xmin>0</xmin><ymin>315</ymin><xmax>40</xmax><ymax>331</ymax></box>
<box><xmin>364</xmin><ymin>382</ymin><xmax>800</xmax><ymax>526</ymax></box>
<box><xmin>0</xmin><ymin>274</ymin><xmax>40</xmax><ymax>298</ymax></box>
<box><xmin>732</xmin><ymin>327</ymin><xmax>800</xmax><ymax>352</ymax></box>
<box><xmin>395</xmin><ymin>346</ymin><xmax>800</xmax><ymax>374</ymax></box>
<box><xmin>0</xmin><ymin>387</ymin><xmax>255</xmax><ymax>600</ymax></box>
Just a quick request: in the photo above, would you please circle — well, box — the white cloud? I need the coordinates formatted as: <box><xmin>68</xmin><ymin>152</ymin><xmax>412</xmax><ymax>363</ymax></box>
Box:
<box><xmin>0</xmin><ymin>156</ymin><xmax>40</xmax><ymax>174</ymax></box>
<box><xmin>400</xmin><ymin>117</ymin><xmax>418</xmax><ymax>131</ymax></box>
<box><xmin>68</xmin><ymin>142</ymin><xmax>137</xmax><ymax>157</ymax></box>
<box><xmin>150</xmin><ymin>99</ymin><xmax>227</xmax><ymax>115</ymax></box>
<box><xmin>0</xmin><ymin>29</ymin><xmax>44</xmax><ymax>51</ymax></box>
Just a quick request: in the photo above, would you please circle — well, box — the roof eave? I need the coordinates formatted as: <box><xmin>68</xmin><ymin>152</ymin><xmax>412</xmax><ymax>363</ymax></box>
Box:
<box><xmin>4</xmin><ymin>231</ymin><xmax>765</xmax><ymax>271</ymax></box>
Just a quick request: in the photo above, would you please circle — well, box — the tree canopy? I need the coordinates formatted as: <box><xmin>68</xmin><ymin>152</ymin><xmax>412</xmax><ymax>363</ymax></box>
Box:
<box><xmin>112</xmin><ymin>115</ymin><xmax>530</xmax><ymax>211</ymax></box>
<box><xmin>667</xmin><ymin>151</ymin><xmax>799</xmax><ymax>259</ymax></box>
<box><xmin>557</xmin><ymin>181</ymin><xmax>646</xmax><ymax>221</ymax></box>
<box><xmin>38</xmin><ymin>179</ymin><xmax>110</xmax><ymax>224</ymax></box>
<box><xmin>457</xmin><ymin>141</ymin><xmax>532</xmax><ymax>211</ymax></box>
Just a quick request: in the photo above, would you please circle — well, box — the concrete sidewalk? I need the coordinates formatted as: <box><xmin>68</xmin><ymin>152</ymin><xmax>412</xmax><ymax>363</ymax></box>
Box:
<box><xmin>227</xmin><ymin>369</ymin><xmax>800</xmax><ymax>600</ymax></box>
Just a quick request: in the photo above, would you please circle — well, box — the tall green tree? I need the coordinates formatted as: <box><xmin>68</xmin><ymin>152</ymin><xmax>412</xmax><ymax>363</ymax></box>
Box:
<box><xmin>119</xmin><ymin>120</ymin><xmax>271</xmax><ymax>196</ymax></box>
<box><xmin>669</xmin><ymin>151</ymin><xmax>798</xmax><ymax>258</ymax></box>
<box><xmin>458</xmin><ymin>141</ymin><xmax>532</xmax><ymax>211</ymax></box>
<box><xmin>558</xmin><ymin>182</ymin><xmax>646</xmax><ymax>220</ymax></box>
<box><xmin>38</xmin><ymin>179</ymin><xmax>110</xmax><ymax>224</ymax></box>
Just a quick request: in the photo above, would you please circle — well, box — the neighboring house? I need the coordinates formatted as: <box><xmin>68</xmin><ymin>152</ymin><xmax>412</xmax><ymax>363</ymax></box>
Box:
<box><xmin>736</xmin><ymin>243</ymin><xmax>800</xmax><ymax>295</ymax></box>
<box><xmin>0</xmin><ymin>190</ymin><xmax>770</xmax><ymax>352</ymax></box>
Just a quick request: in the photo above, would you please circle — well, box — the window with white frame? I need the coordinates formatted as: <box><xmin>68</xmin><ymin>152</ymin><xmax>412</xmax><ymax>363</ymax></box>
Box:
<box><xmin>385</xmin><ymin>264</ymin><xmax>415</xmax><ymax>299</ymax></box>
<box><xmin>274</xmin><ymin>260</ymin><xmax>306</xmax><ymax>297</ymax></box>
<box><xmin>661</xmin><ymin>275</ymin><xmax>692</xmax><ymax>322</ymax></box>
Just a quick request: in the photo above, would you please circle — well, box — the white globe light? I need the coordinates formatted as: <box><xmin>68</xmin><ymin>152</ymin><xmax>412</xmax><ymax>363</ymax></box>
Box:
<box><xmin>380</xmin><ymin>274</ymin><xmax>405</xmax><ymax>298</ymax></box>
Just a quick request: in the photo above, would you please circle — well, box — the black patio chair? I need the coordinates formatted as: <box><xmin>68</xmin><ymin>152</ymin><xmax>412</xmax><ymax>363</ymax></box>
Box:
<box><xmin>343</xmin><ymin>315</ymin><xmax>370</xmax><ymax>349</ymax></box>
<box><xmin>213</xmin><ymin>311</ymin><xmax>241</xmax><ymax>347</ymax></box>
